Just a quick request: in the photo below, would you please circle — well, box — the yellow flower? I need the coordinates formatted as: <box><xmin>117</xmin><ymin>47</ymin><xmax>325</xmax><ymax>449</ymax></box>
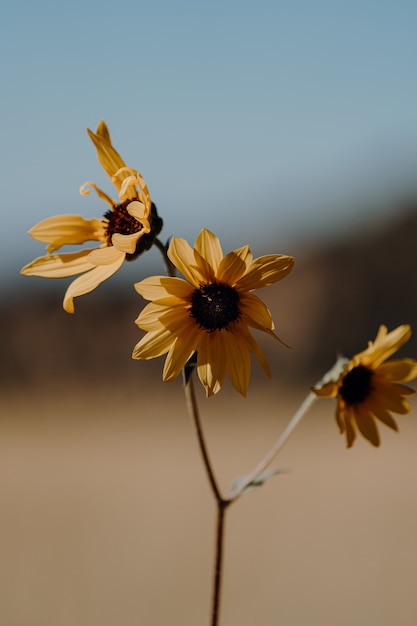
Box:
<box><xmin>313</xmin><ymin>325</ymin><xmax>417</xmax><ymax>447</ymax></box>
<box><xmin>132</xmin><ymin>228</ymin><xmax>294</xmax><ymax>396</ymax></box>
<box><xmin>21</xmin><ymin>120</ymin><xmax>163</xmax><ymax>313</ymax></box>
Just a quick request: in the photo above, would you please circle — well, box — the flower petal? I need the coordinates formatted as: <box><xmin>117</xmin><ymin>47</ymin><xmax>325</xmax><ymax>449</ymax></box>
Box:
<box><xmin>197</xmin><ymin>331</ymin><xmax>228</xmax><ymax>396</ymax></box>
<box><xmin>194</xmin><ymin>229</ymin><xmax>223</xmax><ymax>281</ymax></box>
<box><xmin>27</xmin><ymin>215</ymin><xmax>105</xmax><ymax>252</ymax></box>
<box><xmin>377</xmin><ymin>358</ymin><xmax>417</xmax><ymax>383</ymax></box>
<box><xmin>163</xmin><ymin>322</ymin><xmax>202</xmax><ymax>382</ymax></box>
<box><xmin>239</xmin><ymin>292</ymin><xmax>275</xmax><ymax>331</ymax></box>
<box><xmin>354</xmin><ymin>406</ymin><xmax>380</xmax><ymax>447</ymax></box>
<box><xmin>87</xmin><ymin>122</ymin><xmax>137</xmax><ymax>200</ymax></box>
<box><xmin>223</xmin><ymin>330</ymin><xmax>251</xmax><ymax>396</ymax></box>
<box><xmin>63</xmin><ymin>254</ymin><xmax>125</xmax><ymax>313</ymax></box>
<box><xmin>358</xmin><ymin>325</ymin><xmax>412</xmax><ymax>368</ymax></box>
<box><xmin>134</xmin><ymin>276</ymin><xmax>193</xmax><ymax>302</ymax></box>
<box><xmin>168</xmin><ymin>236</ymin><xmax>205</xmax><ymax>287</ymax></box>
<box><xmin>236</xmin><ymin>254</ymin><xmax>294</xmax><ymax>291</ymax></box>
<box><xmin>132</xmin><ymin>326</ymin><xmax>176</xmax><ymax>360</ymax></box>
<box><xmin>216</xmin><ymin>246</ymin><xmax>251</xmax><ymax>285</ymax></box>
<box><xmin>21</xmin><ymin>249</ymin><xmax>97</xmax><ymax>278</ymax></box>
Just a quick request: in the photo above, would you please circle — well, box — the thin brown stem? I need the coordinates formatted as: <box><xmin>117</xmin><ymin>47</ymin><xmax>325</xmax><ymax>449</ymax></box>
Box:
<box><xmin>211</xmin><ymin>502</ymin><xmax>228</xmax><ymax>626</ymax></box>
<box><xmin>183</xmin><ymin>371</ymin><xmax>223</xmax><ymax>504</ymax></box>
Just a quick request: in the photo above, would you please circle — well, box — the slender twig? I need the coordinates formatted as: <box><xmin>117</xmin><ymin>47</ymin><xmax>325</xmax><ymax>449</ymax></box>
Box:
<box><xmin>211</xmin><ymin>503</ymin><xmax>228</xmax><ymax>626</ymax></box>
<box><xmin>183</xmin><ymin>371</ymin><xmax>224</xmax><ymax>504</ymax></box>
<box><xmin>226</xmin><ymin>391</ymin><xmax>317</xmax><ymax>502</ymax></box>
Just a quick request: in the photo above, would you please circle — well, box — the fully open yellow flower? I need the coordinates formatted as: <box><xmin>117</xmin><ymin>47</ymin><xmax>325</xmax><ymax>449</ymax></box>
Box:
<box><xmin>132</xmin><ymin>228</ymin><xmax>294</xmax><ymax>396</ymax></box>
<box><xmin>313</xmin><ymin>325</ymin><xmax>417</xmax><ymax>447</ymax></box>
<box><xmin>21</xmin><ymin>120</ymin><xmax>162</xmax><ymax>313</ymax></box>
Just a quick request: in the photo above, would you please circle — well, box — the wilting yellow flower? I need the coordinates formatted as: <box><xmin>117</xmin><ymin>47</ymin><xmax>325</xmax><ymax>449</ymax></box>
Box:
<box><xmin>132</xmin><ymin>228</ymin><xmax>294</xmax><ymax>396</ymax></box>
<box><xmin>21</xmin><ymin>120</ymin><xmax>162</xmax><ymax>313</ymax></box>
<box><xmin>313</xmin><ymin>325</ymin><xmax>417</xmax><ymax>447</ymax></box>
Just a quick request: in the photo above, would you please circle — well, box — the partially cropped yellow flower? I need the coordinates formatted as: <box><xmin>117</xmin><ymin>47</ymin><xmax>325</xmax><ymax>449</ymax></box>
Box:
<box><xmin>21</xmin><ymin>120</ymin><xmax>162</xmax><ymax>313</ymax></box>
<box><xmin>313</xmin><ymin>325</ymin><xmax>417</xmax><ymax>447</ymax></box>
<box><xmin>132</xmin><ymin>228</ymin><xmax>294</xmax><ymax>396</ymax></box>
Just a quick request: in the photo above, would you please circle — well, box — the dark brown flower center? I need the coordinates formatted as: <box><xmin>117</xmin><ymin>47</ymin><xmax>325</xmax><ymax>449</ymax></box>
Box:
<box><xmin>190</xmin><ymin>282</ymin><xmax>240</xmax><ymax>332</ymax></box>
<box><xmin>104</xmin><ymin>201</ymin><xmax>163</xmax><ymax>261</ymax></box>
<box><xmin>340</xmin><ymin>364</ymin><xmax>373</xmax><ymax>405</ymax></box>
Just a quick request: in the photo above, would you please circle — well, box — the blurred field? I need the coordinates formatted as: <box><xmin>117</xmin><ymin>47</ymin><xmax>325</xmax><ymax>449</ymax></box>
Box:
<box><xmin>1</xmin><ymin>380</ymin><xmax>417</xmax><ymax>626</ymax></box>
<box><xmin>2</xmin><ymin>205</ymin><xmax>417</xmax><ymax>625</ymax></box>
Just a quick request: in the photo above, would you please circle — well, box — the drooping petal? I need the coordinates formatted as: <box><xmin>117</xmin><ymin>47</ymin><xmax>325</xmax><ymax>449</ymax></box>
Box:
<box><xmin>233</xmin><ymin>323</ymin><xmax>271</xmax><ymax>378</ymax></box>
<box><xmin>370</xmin><ymin>401</ymin><xmax>399</xmax><ymax>432</ymax></box>
<box><xmin>27</xmin><ymin>215</ymin><xmax>106</xmax><ymax>252</ymax></box>
<box><xmin>85</xmin><ymin>245</ymin><xmax>125</xmax><ymax>265</ymax></box>
<box><xmin>134</xmin><ymin>276</ymin><xmax>193</xmax><ymax>302</ymax></box>
<box><xmin>197</xmin><ymin>331</ymin><xmax>228</xmax><ymax>396</ymax></box>
<box><xmin>63</xmin><ymin>253</ymin><xmax>125</xmax><ymax>313</ymax></box>
<box><xmin>342</xmin><ymin>407</ymin><xmax>357</xmax><ymax>448</ymax></box>
<box><xmin>236</xmin><ymin>254</ymin><xmax>294</xmax><ymax>291</ymax></box>
<box><xmin>223</xmin><ymin>330</ymin><xmax>251</xmax><ymax>396</ymax></box>
<box><xmin>163</xmin><ymin>322</ymin><xmax>202</xmax><ymax>382</ymax></box>
<box><xmin>354</xmin><ymin>405</ymin><xmax>380</xmax><ymax>447</ymax></box>
<box><xmin>79</xmin><ymin>181</ymin><xmax>116</xmax><ymax>208</ymax></box>
<box><xmin>112</xmin><ymin>232</ymin><xmax>143</xmax><ymax>254</ymax></box>
<box><xmin>21</xmin><ymin>249</ymin><xmax>97</xmax><ymax>278</ymax></box>
<box><xmin>239</xmin><ymin>292</ymin><xmax>275</xmax><ymax>331</ymax></box>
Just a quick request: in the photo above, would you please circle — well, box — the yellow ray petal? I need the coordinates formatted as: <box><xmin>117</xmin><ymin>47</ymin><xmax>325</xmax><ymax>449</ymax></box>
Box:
<box><xmin>223</xmin><ymin>330</ymin><xmax>251</xmax><ymax>396</ymax></box>
<box><xmin>63</xmin><ymin>254</ymin><xmax>125</xmax><ymax>313</ymax></box>
<box><xmin>28</xmin><ymin>215</ymin><xmax>105</xmax><ymax>252</ymax></box>
<box><xmin>86</xmin><ymin>245</ymin><xmax>125</xmax><ymax>265</ymax></box>
<box><xmin>236</xmin><ymin>254</ymin><xmax>294</xmax><ymax>291</ymax></box>
<box><xmin>21</xmin><ymin>249</ymin><xmax>96</xmax><ymax>278</ymax></box>
<box><xmin>132</xmin><ymin>327</ymin><xmax>176</xmax><ymax>360</ymax></box>
<box><xmin>134</xmin><ymin>276</ymin><xmax>193</xmax><ymax>302</ymax></box>
<box><xmin>377</xmin><ymin>358</ymin><xmax>417</xmax><ymax>382</ymax></box>
<box><xmin>239</xmin><ymin>293</ymin><xmax>274</xmax><ymax>330</ymax></box>
<box><xmin>354</xmin><ymin>406</ymin><xmax>380</xmax><ymax>447</ymax></box>
<box><xmin>197</xmin><ymin>331</ymin><xmax>227</xmax><ymax>396</ymax></box>
<box><xmin>194</xmin><ymin>229</ymin><xmax>223</xmax><ymax>280</ymax></box>
<box><xmin>168</xmin><ymin>236</ymin><xmax>205</xmax><ymax>287</ymax></box>
<box><xmin>216</xmin><ymin>247</ymin><xmax>251</xmax><ymax>285</ymax></box>
<box><xmin>163</xmin><ymin>323</ymin><xmax>202</xmax><ymax>382</ymax></box>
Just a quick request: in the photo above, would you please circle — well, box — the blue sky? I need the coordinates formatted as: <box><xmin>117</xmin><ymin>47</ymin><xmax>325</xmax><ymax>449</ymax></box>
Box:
<box><xmin>2</xmin><ymin>0</ymin><xmax>417</xmax><ymax>288</ymax></box>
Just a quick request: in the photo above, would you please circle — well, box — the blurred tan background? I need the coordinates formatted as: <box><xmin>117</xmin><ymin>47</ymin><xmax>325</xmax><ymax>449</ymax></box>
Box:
<box><xmin>2</xmin><ymin>201</ymin><xmax>417</xmax><ymax>626</ymax></box>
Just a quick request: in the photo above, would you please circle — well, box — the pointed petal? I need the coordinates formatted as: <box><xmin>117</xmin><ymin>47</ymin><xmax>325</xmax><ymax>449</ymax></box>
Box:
<box><xmin>377</xmin><ymin>359</ymin><xmax>417</xmax><ymax>383</ymax></box>
<box><xmin>194</xmin><ymin>229</ymin><xmax>223</xmax><ymax>280</ymax></box>
<box><xmin>87</xmin><ymin>124</ymin><xmax>136</xmax><ymax>200</ymax></box>
<box><xmin>132</xmin><ymin>327</ymin><xmax>175</xmax><ymax>360</ymax></box>
<box><xmin>136</xmin><ymin>301</ymin><xmax>190</xmax><ymax>331</ymax></box>
<box><xmin>223</xmin><ymin>330</ymin><xmax>251</xmax><ymax>396</ymax></box>
<box><xmin>168</xmin><ymin>236</ymin><xmax>205</xmax><ymax>287</ymax></box>
<box><xmin>354</xmin><ymin>406</ymin><xmax>380</xmax><ymax>447</ymax></box>
<box><xmin>236</xmin><ymin>254</ymin><xmax>294</xmax><ymax>291</ymax></box>
<box><xmin>163</xmin><ymin>322</ymin><xmax>202</xmax><ymax>382</ymax></box>
<box><xmin>134</xmin><ymin>276</ymin><xmax>193</xmax><ymax>302</ymax></box>
<box><xmin>359</xmin><ymin>325</ymin><xmax>412</xmax><ymax>368</ymax></box>
<box><xmin>216</xmin><ymin>246</ymin><xmax>252</xmax><ymax>285</ymax></box>
<box><xmin>239</xmin><ymin>292</ymin><xmax>275</xmax><ymax>331</ymax></box>
<box><xmin>197</xmin><ymin>331</ymin><xmax>227</xmax><ymax>396</ymax></box>
<box><xmin>63</xmin><ymin>254</ymin><xmax>125</xmax><ymax>313</ymax></box>
<box><xmin>27</xmin><ymin>215</ymin><xmax>105</xmax><ymax>252</ymax></box>
<box><xmin>21</xmin><ymin>250</ymin><xmax>96</xmax><ymax>278</ymax></box>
